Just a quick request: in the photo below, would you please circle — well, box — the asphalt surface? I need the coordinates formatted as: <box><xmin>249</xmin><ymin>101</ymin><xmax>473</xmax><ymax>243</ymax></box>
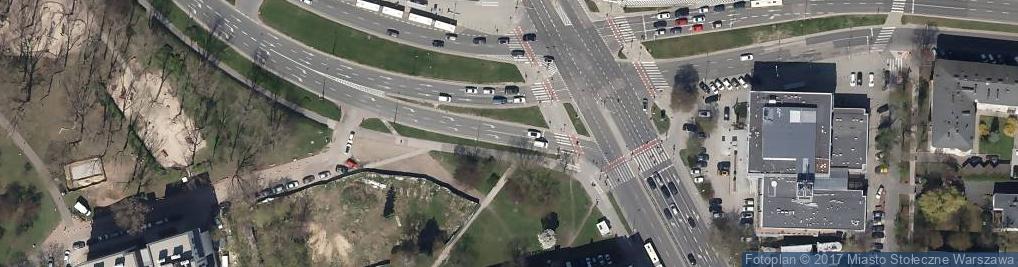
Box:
<box><xmin>173</xmin><ymin>0</ymin><xmax>600</xmax><ymax>154</ymax></box>
<box><xmin>525</xmin><ymin>0</ymin><xmax>723</xmax><ymax>265</ymax></box>
<box><xmin>184</xmin><ymin>0</ymin><xmax>537</xmax><ymax>105</ymax></box>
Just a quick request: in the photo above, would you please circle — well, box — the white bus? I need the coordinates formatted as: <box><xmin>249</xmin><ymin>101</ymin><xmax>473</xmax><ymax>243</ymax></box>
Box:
<box><xmin>751</xmin><ymin>0</ymin><xmax>783</xmax><ymax>8</ymax></box>
<box><xmin>644</xmin><ymin>240</ymin><xmax>663</xmax><ymax>267</ymax></box>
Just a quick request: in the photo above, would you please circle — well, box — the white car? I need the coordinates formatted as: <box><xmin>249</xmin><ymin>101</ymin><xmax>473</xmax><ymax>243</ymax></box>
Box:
<box><xmin>743</xmin><ymin>206</ymin><xmax>755</xmax><ymax>212</ymax></box>
<box><xmin>656</xmin><ymin>12</ymin><xmax>671</xmax><ymax>19</ymax></box>
<box><xmin>512</xmin><ymin>96</ymin><xmax>527</xmax><ymax>103</ymax></box>
<box><xmin>737</xmin><ymin>76</ymin><xmax>749</xmax><ymax>88</ymax></box>
<box><xmin>655</xmin><ymin>28</ymin><xmax>667</xmax><ymax>36</ymax></box>
<box><xmin>876</xmin><ymin>185</ymin><xmax>885</xmax><ymax>200</ymax></box>
<box><xmin>849</xmin><ymin>72</ymin><xmax>857</xmax><ymax>87</ymax></box>
<box><xmin>693</xmin><ymin>176</ymin><xmax>704</xmax><ymax>183</ymax></box>
<box><xmin>699</xmin><ymin>6</ymin><xmax>710</xmax><ymax>13</ymax></box>
<box><xmin>745</xmin><ymin>198</ymin><xmax>755</xmax><ymax>206</ymax></box>
<box><xmin>690</xmin><ymin>168</ymin><xmax>701</xmax><ymax>175</ymax></box>
<box><xmin>721</xmin><ymin>78</ymin><xmax>732</xmax><ymax>89</ymax></box>
<box><xmin>868</xmin><ymin>72</ymin><xmax>875</xmax><ymax>87</ymax></box>
<box><xmin>465</xmin><ymin>86</ymin><xmax>478</xmax><ymax>94</ymax></box>
<box><xmin>482</xmin><ymin>87</ymin><xmax>495</xmax><ymax>94</ymax></box>
<box><xmin>740</xmin><ymin>53</ymin><xmax>754</xmax><ymax>61</ymax></box>
<box><xmin>527</xmin><ymin>129</ymin><xmax>543</xmax><ymax>139</ymax></box>
<box><xmin>344</xmin><ymin>143</ymin><xmax>352</xmax><ymax>154</ymax></box>
<box><xmin>438</xmin><ymin>93</ymin><xmax>452</xmax><ymax>102</ymax></box>
<box><xmin>693</xmin><ymin>15</ymin><xmax>706</xmax><ymax>22</ymax></box>
<box><xmin>301</xmin><ymin>0</ymin><xmax>312</xmax><ymax>4</ymax></box>
<box><xmin>533</xmin><ymin>138</ymin><xmax>549</xmax><ymax>148</ymax></box>
<box><xmin>347</xmin><ymin>131</ymin><xmax>355</xmax><ymax>143</ymax></box>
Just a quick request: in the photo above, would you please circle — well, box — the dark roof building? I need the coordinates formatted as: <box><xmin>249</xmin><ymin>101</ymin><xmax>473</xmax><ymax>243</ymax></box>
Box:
<box><xmin>748</xmin><ymin>91</ymin><xmax>833</xmax><ymax>175</ymax></box>
<box><xmin>993</xmin><ymin>182</ymin><xmax>1018</xmax><ymax>232</ymax></box>
<box><xmin>929</xmin><ymin>59</ymin><xmax>1018</xmax><ymax>154</ymax></box>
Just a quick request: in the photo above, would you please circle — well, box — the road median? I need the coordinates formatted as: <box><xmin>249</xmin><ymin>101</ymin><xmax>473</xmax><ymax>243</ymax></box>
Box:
<box><xmin>259</xmin><ymin>0</ymin><xmax>523</xmax><ymax>83</ymax></box>
<box><xmin>644</xmin><ymin>14</ymin><xmax>886</xmax><ymax>58</ymax></box>
<box><xmin>436</xmin><ymin>105</ymin><xmax>548</xmax><ymax>128</ymax></box>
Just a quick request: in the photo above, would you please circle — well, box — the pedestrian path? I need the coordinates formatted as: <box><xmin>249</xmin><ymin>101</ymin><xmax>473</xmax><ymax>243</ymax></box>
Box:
<box><xmin>870</xmin><ymin>27</ymin><xmax>895</xmax><ymax>52</ymax></box>
<box><xmin>890</xmin><ymin>0</ymin><xmax>907</xmax><ymax>13</ymax></box>
<box><xmin>640</xmin><ymin>61</ymin><xmax>670</xmax><ymax>92</ymax></box>
<box><xmin>531</xmin><ymin>81</ymin><xmax>554</xmax><ymax>102</ymax></box>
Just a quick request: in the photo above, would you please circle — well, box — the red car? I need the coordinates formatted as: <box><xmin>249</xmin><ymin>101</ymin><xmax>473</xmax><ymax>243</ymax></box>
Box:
<box><xmin>692</xmin><ymin>24</ymin><xmax>704</xmax><ymax>32</ymax></box>
<box><xmin>344</xmin><ymin>158</ymin><xmax>360</xmax><ymax>169</ymax></box>
<box><xmin>675</xmin><ymin>17</ymin><xmax>688</xmax><ymax>26</ymax></box>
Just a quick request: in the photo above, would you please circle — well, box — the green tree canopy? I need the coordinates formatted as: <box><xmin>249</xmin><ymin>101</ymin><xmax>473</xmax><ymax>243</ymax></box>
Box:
<box><xmin>918</xmin><ymin>187</ymin><xmax>967</xmax><ymax>226</ymax></box>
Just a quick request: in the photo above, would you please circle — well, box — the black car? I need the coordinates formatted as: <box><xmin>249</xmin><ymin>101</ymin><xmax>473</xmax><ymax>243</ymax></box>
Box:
<box><xmin>522</xmin><ymin>33</ymin><xmax>537</xmax><ymax>41</ymax></box>
<box><xmin>646</xmin><ymin>176</ymin><xmax>658</xmax><ymax>188</ymax></box>
<box><xmin>697</xmin><ymin>153</ymin><xmax>710</xmax><ymax>162</ymax></box>
<box><xmin>688</xmin><ymin>253</ymin><xmax>697</xmax><ymax>265</ymax></box>
<box><xmin>303</xmin><ymin>175</ymin><xmax>315</xmax><ymax>183</ymax></box>
<box><xmin>661</xmin><ymin>186</ymin><xmax>672</xmax><ymax>199</ymax></box>
<box><xmin>335</xmin><ymin>164</ymin><xmax>349</xmax><ymax>174</ymax></box>
<box><xmin>687</xmin><ymin>217</ymin><xmax>697</xmax><ymax>228</ymax></box>
<box><xmin>739</xmin><ymin>217</ymin><xmax>753</xmax><ymax>225</ymax></box>
<box><xmin>543</xmin><ymin>55</ymin><xmax>555</xmax><ymax>62</ymax></box>
<box><xmin>872</xmin><ymin>231</ymin><xmax>885</xmax><ymax>239</ymax></box>
<box><xmin>697</xmin><ymin>131</ymin><xmax>707</xmax><ymax>139</ymax></box>
<box><xmin>472</xmin><ymin>36</ymin><xmax>487</xmax><ymax>44</ymax></box>
<box><xmin>682</xmin><ymin>123</ymin><xmax>698</xmax><ymax>132</ymax></box>
<box><xmin>872</xmin><ymin>224</ymin><xmax>885</xmax><ymax>232</ymax></box>
<box><xmin>72</xmin><ymin>241</ymin><xmax>86</xmax><ymax>249</ymax></box>
<box><xmin>663</xmin><ymin>207</ymin><xmax>674</xmax><ymax>219</ymax></box>
<box><xmin>498</xmin><ymin>36</ymin><xmax>511</xmax><ymax>44</ymax></box>
<box><xmin>873</xmin><ymin>243</ymin><xmax>884</xmax><ymax>250</ymax></box>
<box><xmin>432</xmin><ymin>40</ymin><xmax>445</xmax><ymax>47</ymax></box>
<box><xmin>386</xmin><ymin>28</ymin><xmax>400</xmax><ymax>37</ymax></box>
<box><xmin>504</xmin><ymin>85</ymin><xmax>521</xmax><ymax>95</ymax></box>
<box><xmin>670</xmin><ymin>27</ymin><xmax>682</xmax><ymax>34</ymax></box>
<box><xmin>667</xmin><ymin>181</ymin><xmax>679</xmax><ymax>195</ymax></box>
<box><xmin>733</xmin><ymin>1</ymin><xmax>747</xmax><ymax>8</ymax></box>
<box><xmin>492</xmin><ymin>95</ymin><xmax>508</xmax><ymax>104</ymax></box>
<box><xmin>704</xmin><ymin>94</ymin><xmax>719</xmax><ymax>103</ymax></box>
<box><xmin>713</xmin><ymin>4</ymin><xmax>725</xmax><ymax>12</ymax></box>
<box><xmin>675</xmin><ymin>7</ymin><xmax>690</xmax><ymax>17</ymax></box>
<box><xmin>710</xmin><ymin>197</ymin><xmax>722</xmax><ymax>206</ymax></box>
<box><xmin>653</xmin><ymin>20</ymin><xmax>667</xmax><ymax>28</ymax></box>
<box><xmin>642</xmin><ymin>98</ymin><xmax>649</xmax><ymax>111</ymax></box>
<box><xmin>724</xmin><ymin>106</ymin><xmax>730</xmax><ymax>121</ymax></box>
<box><xmin>510</xmin><ymin>49</ymin><xmax>526</xmax><ymax>57</ymax></box>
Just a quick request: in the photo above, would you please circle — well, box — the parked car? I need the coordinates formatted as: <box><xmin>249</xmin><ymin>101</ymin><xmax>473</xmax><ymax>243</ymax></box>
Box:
<box><xmin>873</xmin><ymin>224</ymin><xmax>885</xmax><ymax>232</ymax></box>
<box><xmin>656</xmin><ymin>12</ymin><xmax>671</xmax><ymax>19</ymax></box>
<box><xmin>733</xmin><ymin>1</ymin><xmax>747</xmax><ymax>8</ymax></box>
<box><xmin>445</xmin><ymin>33</ymin><xmax>458</xmax><ymax>40</ymax></box>
<box><xmin>692</xmin><ymin>24</ymin><xmax>704</xmax><ymax>32</ymax></box>
<box><xmin>872</xmin><ymin>232</ymin><xmax>885</xmax><ymax>239</ymax></box>
<box><xmin>472</xmin><ymin>36</ymin><xmax>487</xmax><ymax>44</ymax></box>
<box><xmin>653</xmin><ymin>20</ymin><xmax>667</xmax><ymax>28</ymax></box>
<box><xmin>72</xmin><ymin>241</ymin><xmax>86</xmax><ymax>249</ymax></box>
<box><xmin>868</xmin><ymin>72</ymin><xmax>876</xmax><ymax>87</ymax></box>
<box><xmin>712</xmin><ymin>20</ymin><xmax>723</xmax><ymax>29</ymax></box>
<box><xmin>438</xmin><ymin>93</ymin><xmax>452</xmax><ymax>102</ymax></box>
<box><xmin>724</xmin><ymin>106</ymin><xmax>731</xmax><ymax>121</ymax></box>
<box><xmin>682</xmin><ymin>123</ymin><xmax>698</xmax><ymax>132</ymax></box>
<box><xmin>692</xmin><ymin>15</ymin><xmax>705</xmax><ymax>22</ymax></box>
<box><xmin>273</xmin><ymin>184</ymin><xmax>285</xmax><ymax>194</ymax></box>
<box><xmin>482</xmin><ymin>87</ymin><xmax>496</xmax><ymax>94</ymax></box>
<box><xmin>670</xmin><ymin>27</ymin><xmax>682</xmax><ymax>34</ymax></box>
<box><xmin>286</xmin><ymin>180</ymin><xmax>299</xmax><ymax>189</ymax></box>
<box><xmin>386</xmin><ymin>28</ymin><xmax>399</xmax><ymax>37</ymax></box>
<box><xmin>660</xmin><ymin>186</ymin><xmax>672</xmax><ymax>198</ymax></box>
<box><xmin>492</xmin><ymin>95</ymin><xmax>508</xmax><ymax>104</ymax></box>
<box><xmin>533</xmin><ymin>137</ymin><xmax>549</xmax><ymax>148</ymax></box>
<box><xmin>849</xmin><ymin>72</ymin><xmax>857</xmax><ymax>87</ymax></box>
<box><xmin>318</xmin><ymin>171</ymin><xmax>331</xmax><ymax>179</ymax></box>
<box><xmin>698</xmin><ymin>110</ymin><xmax>712</xmax><ymax>118</ymax></box>
<box><xmin>740</xmin><ymin>53</ymin><xmax>754</xmax><ymax>61</ymax></box>
<box><xmin>676</xmin><ymin>17</ymin><xmax>688</xmax><ymax>26</ymax></box>
<box><xmin>690</xmin><ymin>168</ymin><xmax>701</xmax><ymax>175</ymax></box>
<box><xmin>543</xmin><ymin>55</ymin><xmax>555</xmax><ymax>63</ymax></box>
<box><xmin>464</xmin><ymin>86</ymin><xmax>478</xmax><ymax>94</ymax></box>
<box><xmin>335</xmin><ymin>164</ymin><xmax>350</xmax><ymax>174</ymax></box>
<box><xmin>498</xmin><ymin>36</ymin><xmax>511</xmax><ymax>44</ymax></box>
<box><xmin>510</xmin><ymin>49</ymin><xmax>526</xmax><ymax>58</ymax></box>
<box><xmin>303</xmin><ymin>175</ymin><xmax>315</xmax><ymax>183</ymax></box>
<box><xmin>699</xmin><ymin>5</ymin><xmax>710</xmax><ymax>13</ymax></box>
<box><xmin>432</xmin><ymin>40</ymin><xmax>445</xmax><ymax>47</ymax></box>
<box><xmin>642</xmin><ymin>98</ymin><xmax>649</xmax><ymax>111</ymax></box>
<box><xmin>655</xmin><ymin>28</ymin><xmax>667</xmax><ymax>36</ymax></box>
<box><xmin>675</xmin><ymin>7</ymin><xmax>690</xmax><ymax>17</ymax></box>
<box><xmin>713</xmin><ymin>4</ymin><xmax>725</xmax><ymax>12</ymax></box>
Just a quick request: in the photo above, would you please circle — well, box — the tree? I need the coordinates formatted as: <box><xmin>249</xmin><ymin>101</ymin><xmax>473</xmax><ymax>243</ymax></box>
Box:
<box><xmin>382</xmin><ymin>187</ymin><xmax>396</xmax><ymax>218</ymax></box>
<box><xmin>1004</xmin><ymin>117</ymin><xmax>1018</xmax><ymax>137</ymax></box>
<box><xmin>947</xmin><ymin>232</ymin><xmax>973</xmax><ymax>251</ymax></box>
<box><xmin>918</xmin><ymin>187</ymin><xmax>967</xmax><ymax>226</ymax></box>
<box><xmin>111</xmin><ymin>196</ymin><xmax>151</xmax><ymax>235</ymax></box>
<box><xmin>670</xmin><ymin>64</ymin><xmax>700</xmax><ymax>112</ymax></box>
<box><xmin>927</xmin><ymin>231</ymin><xmax>943</xmax><ymax>250</ymax></box>
<box><xmin>537</xmin><ymin>229</ymin><xmax>557</xmax><ymax>249</ymax></box>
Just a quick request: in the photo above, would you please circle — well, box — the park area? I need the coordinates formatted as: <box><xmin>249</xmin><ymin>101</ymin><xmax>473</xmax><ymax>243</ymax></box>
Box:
<box><xmin>0</xmin><ymin>137</ymin><xmax>59</xmax><ymax>265</ymax></box>
<box><xmin>226</xmin><ymin>173</ymin><xmax>478</xmax><ymax>266</ymax></box>
<box><xmin>644</xmin><ymin>15</ymin><xmax>886</xmax><ymax>58</ymax></box>
<box><xmin>447</xmin><ymin>166</ymin><xmax>605</xmax><ymax>266</ymax></box>
<box><xmin>978</xmin><ymin>116</ymin><xmax>1016</xmax><ymax>160</ymax></box>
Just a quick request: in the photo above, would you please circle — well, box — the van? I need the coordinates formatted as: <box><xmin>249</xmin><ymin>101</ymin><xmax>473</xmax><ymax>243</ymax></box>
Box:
<box><xmin>438</xmin><ymin>93</ymin><xmax>452</xmax><ymax>102</ymax></box>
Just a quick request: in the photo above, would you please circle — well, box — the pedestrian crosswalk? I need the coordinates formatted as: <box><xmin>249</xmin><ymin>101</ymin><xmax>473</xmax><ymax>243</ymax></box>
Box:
<box><xmin>640</xmin><ymin>62</ymin><xmax>670</xmax><ymax>92</ymax></box>
<box><xmin>887</xmin><ymin>51</ymin><xmax>909</xmax><ymax>73</ymax></box>
<box><xmin>890</xmin><ymin>0</ymin><xmax>907</xmax><ymax>13</ymax></box>
<box><xmin>871</xmin><ymin>27</ymin><xmax>895</xmax><ymax>52</ymax></box>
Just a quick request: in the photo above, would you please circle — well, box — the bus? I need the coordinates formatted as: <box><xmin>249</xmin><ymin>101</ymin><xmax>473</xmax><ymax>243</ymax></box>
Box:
<box><xmin>644</xmin><ymin>240</ymin><xmax>663</xmax><ymax>267</ymax></box>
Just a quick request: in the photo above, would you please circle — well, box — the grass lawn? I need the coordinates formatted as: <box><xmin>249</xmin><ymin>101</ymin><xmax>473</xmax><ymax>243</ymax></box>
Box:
<box><xmin>150</xmin><ymin>0</ymin><xmax>341</xmax><ymax>120</ymax></box>
<box><xmin>650</xmin><ymin>104</ymin><xmax>670</xmax><ymax>134</ymax></box>
<box><xmin>0</xmin><ymin>138</ymin><xmax>59</xmax><ymax>265</ymax></box>
<box><xmin>583</xmin><ymin>0</ymin><xmax>599</xmax><ymax>12</ymax></box>
<box><xmin>572</xmin><ymin>210</ymin><xmax>606</xmax><ymax>245</ymax></box>
<box><xmin>645</xmin><ymin>15</ymin><xmax>886</xmax><ymax>58</ymax></box>
<box><xmin>429</xmin><ymin>151</ymin><xmax>509</xmax><ymax>193</ymax></box>
<box><xmin>978</xmin><ymin>116</ymin><xmax>1014</xmax><ymax>160</ymax></box>
<box><xmin>902</xmin><ymin>15</ymin><xmax>1018</xmax><ymax>34</ymax></box>
<box><xmin>563</xmin><ymin>103</ymin><xmax>589</xmax><ymax>136</ymax></box>
<box><xmin>437</xmin><ymin>105</ymin><xmax>548</xmax><ymax>128</ymax></box>
<box><xmin>258</xmin><ymin>0</ymin><xmax>522</xmax><ymax>83</ymax></box>
<box><xmin>359</xmin><ymin>118</ymin><xmax>391</xmax><ymax>133</ymax></box>
<box><xmin>390</xmin><ymin>122</ymin><xmax>542</xmax><ymax>155</ymax></box>
<box><xmin>607</xmin><ymin>193</ymin><xmax>632</xmax><ymax>233</ymax></box>
<box><xmin>449</xmin><ymin>167</ymin><xmax>598</xmax><ymax>266</ymax></box>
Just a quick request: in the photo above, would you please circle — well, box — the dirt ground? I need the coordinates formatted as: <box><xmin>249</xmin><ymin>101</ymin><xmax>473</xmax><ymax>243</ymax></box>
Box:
<box><xmin>239</xmin><ymin>174</ymin><xmax>478</xmax><ymax>266</ymax></box>
<box><xmin>108</xmin><ymin>60</ymin><xmax>205</xmax><ymax>168</ymax></box>
<box><xmin>0</xmin><ymin>0</ymin><xmax>88</xmax><ymax>58</ymax></box>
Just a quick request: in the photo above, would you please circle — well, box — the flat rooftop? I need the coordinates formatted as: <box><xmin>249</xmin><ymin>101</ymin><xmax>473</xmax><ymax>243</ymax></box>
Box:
<box><xmin>930</xmin><ymin>59</ymin><xmax>1018</xmax><ymax>152</ymax></box>
<box><xmin>759</xmin><ymin>176</ymin><xmax>866</xmax><ymax>231</ymax></box>
<box><xmin>831</xmin><ymin>108</ymin><xmax>868</xmax><ymax>170</ymax></box>
<box><xmin>749</xmin><ymin>91</ymin><xmax>833</xmax><ymax>175</ymax></box>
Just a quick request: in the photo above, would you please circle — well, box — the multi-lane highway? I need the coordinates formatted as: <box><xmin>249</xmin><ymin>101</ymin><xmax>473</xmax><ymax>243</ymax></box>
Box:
<box><xmin>525</xmin><ymin>0</ymin><xmax>723</xmax><ymax>265</ymax></box>
<box><xmin>168</xmin><ymin>0</ymin><xmax>599</xmax><ymax>154</ymax></box>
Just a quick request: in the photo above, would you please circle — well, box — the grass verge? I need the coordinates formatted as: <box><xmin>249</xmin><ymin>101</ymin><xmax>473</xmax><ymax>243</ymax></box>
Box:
<box><xmin>584</xmin><ymin>0</ymin><xmax>599</xmax><ymax>12</ymax></box>
<box><xmin>563</xmin><ymin>103</ymin><xmax>589</xmax><ymax>137</ymax></box>
<box><xmin>650</xmin><ymin>104</ymin><xmax>670</xmax><ymax>134</ymax></box>
<box><xmin>429</xmin><ymin>151</ymin><xmax>509</xmax><ymax>194</ymax></box>
<box><xmin>150</xmin><ymin>0</ymin><xmax>342</xmax><ymax>120</ymax></box>
<box><xmin>259</xmin><ymin>0</ymin><xmax>522</xmax><ymax>83</ymax></box>
<box><xmin>624</xmin><ymin>6</ymin><xmax>665</xmax><ymax>13</ymax></box>
<box><xmin>437</xmin><ymin>105</ymin><xmax>548</xmax><ymax>128</ymax></box>
<box><xmin>390</xmin><ymin>122</ymin><xmax>541</xmax><ymax>155</ymax></box>
<box><xmin>359</xmin><ymin>118</ymin><xmax>391</xmax><ymax>133</ymax></box>
<box><xmin>449</xmin><ymin>167</ymin><xmax>597</xmax><ymax>266</ymax></box>
<box><xmin>644</xmin><ymin>15</ymin><xmax>886</xmax><ymax>58</ymax></box>
<box><xmin>902</xmin><ymin>15</ymin><xmax>1018</xmax><ymax>34</ymax></box>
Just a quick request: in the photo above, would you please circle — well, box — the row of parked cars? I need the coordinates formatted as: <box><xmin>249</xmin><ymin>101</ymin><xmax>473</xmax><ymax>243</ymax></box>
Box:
<box><xmin>699</xmin><ymin>74</ymin><xmax>751</xmax><ymax>95</ymax></box>
<box><xmin>255</xmin><ymin>160</ymin><xmax>358</xmax><ymax>199</ymax></box>
<box><xmin>441</xmin><ymin>84</ymin><xmax>527</xmax><ymax>104</ymax></box>
<box><xmin>651</xmin><ymin>2</ymin><xmax>747</xmax><ymax>36</ymax></box>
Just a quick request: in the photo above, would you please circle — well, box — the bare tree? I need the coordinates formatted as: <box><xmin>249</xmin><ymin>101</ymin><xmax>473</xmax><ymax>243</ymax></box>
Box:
<box><xmin>671</xmin><ymin>64</ymin><xmax>701</xmax><ymax>112</ymax></box>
